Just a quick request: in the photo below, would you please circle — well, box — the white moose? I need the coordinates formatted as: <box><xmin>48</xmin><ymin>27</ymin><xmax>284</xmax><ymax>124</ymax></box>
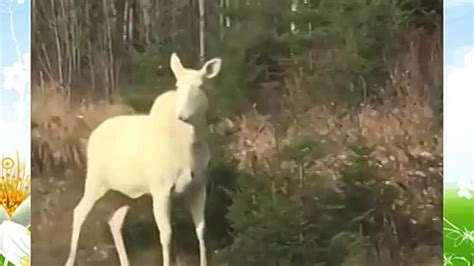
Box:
<box><xmin>64</xmin><ymin>53</ymin><xmax>222</xmax><ymax>266</ymax></box>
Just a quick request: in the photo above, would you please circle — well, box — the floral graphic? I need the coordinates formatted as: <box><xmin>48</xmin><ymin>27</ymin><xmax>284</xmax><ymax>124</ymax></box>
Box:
<box><xmin>0</xmin><ymin>155</ymin><xmax>30</xmax><ymax>266</ymax></box>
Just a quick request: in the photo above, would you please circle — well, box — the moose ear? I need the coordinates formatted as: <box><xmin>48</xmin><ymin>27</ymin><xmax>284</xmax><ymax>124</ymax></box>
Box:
<box><xmin>170</xmin><ymin>53</ymin><xmax>185</xmax><ymax>78</ymax></box>
<box><xmin>200</xmin><ymin>57</ymin><xmax>222</xmax><ymax>79</ymax></box>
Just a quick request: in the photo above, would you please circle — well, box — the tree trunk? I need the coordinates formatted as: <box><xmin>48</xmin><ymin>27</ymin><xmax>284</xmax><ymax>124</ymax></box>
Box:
<box><xmin>198</xmin><ymin>0</ymin><xmax>205</xmax><ymax>63</ymax></box>
<box><xmin>115</xmin><ymin>0</ymin><xmax>126</xmax><ymax>55</ymax></box>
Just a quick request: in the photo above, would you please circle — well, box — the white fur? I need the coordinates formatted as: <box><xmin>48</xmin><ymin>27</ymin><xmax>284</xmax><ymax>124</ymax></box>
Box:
<box><xmin>65</xmin><ymin>53</ymin><xmax>222</xmax><ymax>266</ymax></box>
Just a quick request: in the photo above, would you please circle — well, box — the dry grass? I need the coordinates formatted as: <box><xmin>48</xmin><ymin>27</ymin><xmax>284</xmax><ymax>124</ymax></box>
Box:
<box><xmin>231</xmin><ymin>91</ymin><xmax>442</xmax><ymax>192</ymax></box>
<box><xmin>231</xmin><ymin>89</ymin><xmax>441</xmax><ymax>178</ymax></box>
<box><xmin>31</xmin><ymin>84</ymin><xmax>134</xmax><ymax>173</ymax></box>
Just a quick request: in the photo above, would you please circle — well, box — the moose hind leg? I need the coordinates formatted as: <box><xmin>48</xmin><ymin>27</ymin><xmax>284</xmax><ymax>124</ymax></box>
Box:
<box><xmin>109</xmin><ymin>205</ymin><xmax>130</xmax><ymax>266</ymax></box>
<box><xmin>65</xmin><ymin>180</ymin><xmax>107</xmax><ymax>266</ymax></box>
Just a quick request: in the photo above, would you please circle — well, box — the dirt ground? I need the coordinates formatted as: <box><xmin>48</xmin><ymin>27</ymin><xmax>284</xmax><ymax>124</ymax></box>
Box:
<box><xmin>31</xmin><ymin>169</ymin><xmax>200</xmax><ymax>266</ymax></box>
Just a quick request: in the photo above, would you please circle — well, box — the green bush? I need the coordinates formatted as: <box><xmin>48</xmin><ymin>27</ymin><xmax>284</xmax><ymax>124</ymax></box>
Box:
<box><xmin>215</xmin><ymin>142</ymin><xmax>407</xmax><ymax>265</ymax></box>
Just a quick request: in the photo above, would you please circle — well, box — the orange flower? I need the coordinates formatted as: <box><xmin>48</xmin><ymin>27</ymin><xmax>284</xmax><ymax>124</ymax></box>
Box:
<box><xmin>0</xmin><ymin>155</ymin><xmax>30</xmax><ymax>217</ymax></box>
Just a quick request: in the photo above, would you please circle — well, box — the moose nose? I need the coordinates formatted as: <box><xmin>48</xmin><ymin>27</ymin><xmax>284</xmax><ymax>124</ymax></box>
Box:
<box><xmin>178</xmin><ymin>115</ymin><xmax>190</xmax><ymax>123</ymax></box>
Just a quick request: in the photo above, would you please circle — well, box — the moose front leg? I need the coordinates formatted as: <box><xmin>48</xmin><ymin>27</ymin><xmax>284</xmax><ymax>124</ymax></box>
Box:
<box><xmin>186</xmin><ymin>182</ymin><xmax>208</xmax><ymax>266</ymax></box>
<box><xmin>152</xmin><ymin>191</ymin><xmax>173</xmax><ymax>266</ymax></box>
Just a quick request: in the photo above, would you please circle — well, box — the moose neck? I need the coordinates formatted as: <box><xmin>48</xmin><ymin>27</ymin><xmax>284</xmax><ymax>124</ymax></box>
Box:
<box><xmin>184</xmin><ymin>115</ymin><xmax>209</xmax><ymax>144</ymax></box>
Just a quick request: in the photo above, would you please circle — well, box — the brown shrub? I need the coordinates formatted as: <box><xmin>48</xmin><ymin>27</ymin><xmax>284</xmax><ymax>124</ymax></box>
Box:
<box><xmin>31</xmin><ymin>84</ymin><xmax>134</xmax><ymax>174</ymax></box>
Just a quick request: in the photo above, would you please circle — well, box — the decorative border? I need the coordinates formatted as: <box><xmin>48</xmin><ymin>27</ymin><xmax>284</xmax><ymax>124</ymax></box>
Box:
<box><xmin>0</xmin><ymin>0</ymin><xmax>31</xmax><ymax>265</ymax></box>
<box><xmin>443</xmin><ymin>1</ymin><xmax>474</xmax><ymax>265</ymax></box>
